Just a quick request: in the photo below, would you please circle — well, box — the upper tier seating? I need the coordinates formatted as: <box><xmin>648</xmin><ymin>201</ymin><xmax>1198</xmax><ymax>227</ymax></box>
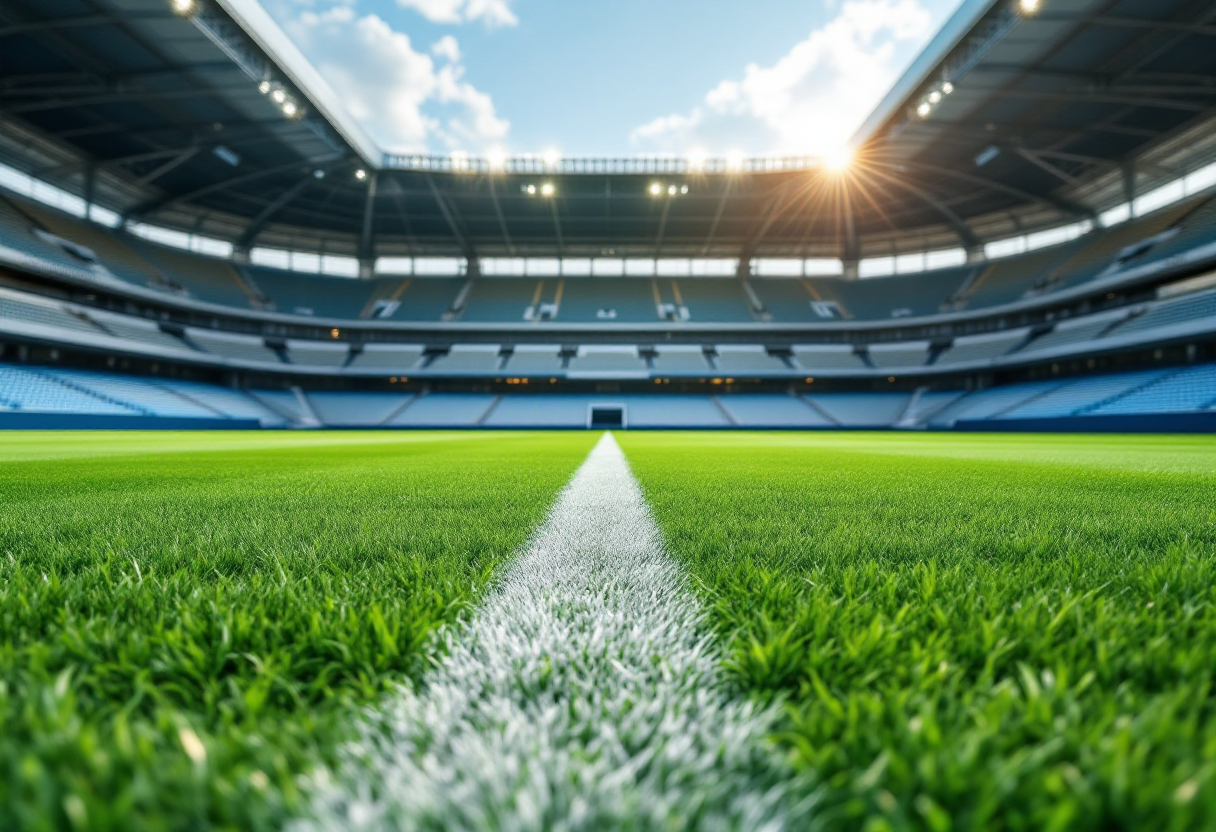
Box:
<box><xmin>0</xmin><ymin>195</ymin><xmax>105</xmax><ymax>274</ymax></box>
<box><xmin>557</xmin><ymin>278</ymin><xmax>658</xmax><ymax>323</ymax></box>
<box><xmin>88</xmin><ymin>310</ymin><xmax>192</xmax><ymax>351</ymax></box>
<box><xmin>18</xmin><ymin>200</ymin><xmax>165</xmax><ymax>289</ymax></box>
<box><xmin>827</xmin><ymin>267</ymin><xmax>973</xmax><ymax>319</ymax></box>
<box><xmin>670</xmin><ymin>279</ymin><xmax>753</xmax><ymax>322</ymax></box>
<box><xmin>461</xmin><ymin>279</ymin><xmax>536</xmax><ymax>322</ymax></box>
<box><xmin>245</xmin><ymin>267</ymin><xmax>375</xmax><ymax>319</ymax></box>
<box><xmin>129</xmin><ymin>239</ymin><xmax>254</xmax><ymax>308</ymax></box>
<box><xmin>1018</xmin><ymin>313</ymin><xmax>1128</xmax><ymax>355</ymax></box>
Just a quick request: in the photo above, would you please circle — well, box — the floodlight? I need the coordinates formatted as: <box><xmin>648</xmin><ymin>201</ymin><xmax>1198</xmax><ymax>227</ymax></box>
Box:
<box><xmin>526</xmin><ymin>184</ymin><xmax>537</xmax><ymax>195</ymax></box>
<box><xmin>282</xmin><ymin>101</ymin><xmax>297</xmax><ymax>117</ymax></box>
<box><xmin>172</xmin><ymin>0</ymin><xmax>195</xmax><ymax>13</ymax></box>
<box><xmin>928</xmin><ymin>91</ymin><xmax>942</xmax><ymax>104</ymax></box>
<box><xmin>271</xmin><ymin>89</ymin><xmax>286</xmax><ymax>104</ymax></box>
<box><xmin>258</xmin><ymin>81</ymin><xmax>271</xmax><ymax>94</ymax></box>
<box><xmin>541</xmin><ymin>182</ymin><xmax>555</xmax><ymax>197</ymax></box>
<box><xmin>1019</xmin><ymin>0</ymin><xmax>1039</xmax><ymax>13</ymax></box>
<box><xmin>355</xmin><ymin>169</ymin><xmax>367</xmax><ymax>181</ymax></box>
<box><xmin>668</xmin><ymin>185</ymin><xmax>677</xmax><ymax>196</ymax></box>
<box><xmin>916</xmin><ymin>101</ymin><xmax>932</xmax><ymax>117</ymax></box>
<box><xmin>942</xmin><ymin>81</ymin><xmax>955</xmax><ymax>94</ymax></box>
<box><xmin>649</xmin><ymin>182</ymin><xmax>663</xmax><ymax>196</ymax></box>
<box><xmin>680</xmin><ymin>185</ymin><xmax>689</xmax><ymax>194</ymax></box>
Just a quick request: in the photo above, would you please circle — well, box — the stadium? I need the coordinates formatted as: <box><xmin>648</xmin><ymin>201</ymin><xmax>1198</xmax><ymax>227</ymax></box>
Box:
<box><xmin>0</xmin><ymin>0</ymin><xmax>1214</xmax><ymax>827</ymax></box>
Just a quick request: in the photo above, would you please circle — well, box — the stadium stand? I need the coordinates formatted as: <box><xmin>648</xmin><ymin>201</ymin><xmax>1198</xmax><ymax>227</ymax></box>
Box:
<box><xmin>307</xmin><ymin>392</ymin><xmax>412</xmax><ymax>426</ymax></box>
<box><xmin>461</xmin><ymin>279</ymin><xmax>538</xmax><ymax>322</ymax></box>
<box><xmin>791</xmin><ymin>345</ymin><xmax>869</xmax><ymax>373</ymax></box>
<box><xmin>347</xmin><ymin>343</ymin><xmax>425</xmax><ymax>372</ymax></box>
<box><xmin>996</xmin><ymin>370</ymin><xmax>1170</xmax><ymax>419</ymax></box>
<box><xmin>928</xmin><ymin>381</ymin><xmax>1064</xmax><ymax>426</ymax></box>
<box><xmin>1091</xmin><ymin>364</ymin><xmax>1216</xmax><ymax>414</ymax></box>
<box><xmin>567</xmin><ymin>346</ymin><xmax>648</xmax><ymax>376</ymax></box>
<box><xmin>286</xmin><ymin>339</ymin><xmax>350</xmax><ymax>368</ymax></box>
<box><xmin>425</xmin><ymin>344</ymin><xmax>502</xmax><ymax>373</ymax></box>
<box><xmin>1112</xmin><ymin>288</ymin><xmax>1216</xmax><ymax>338</ymax></box>
<box><xmin>712</xmin><ymin>345</ymin><xmax>789</xmax><ymax>374</ymax></box>
<box><xmin>867</xmin><ymin>341</ymin><xmax>931</xmax><ymax>369</ymax></box>
<box><xmin>936</xmin><ymin>330</ymin><xmax>1028</xmax><ymax>365</ymax></box>
<box><xmin>0</xmin><ymin>291</ymin><xmax>107</xmax><ymax>337</ymax></box>
<box><xmin>482</xmin><ymin>395</ymin><xmax>596</xmax><ymax>428</ymax></box>
<box><xmin>129</xmin><ymin>240</ymin><xmax>255</xmax><ymax>309</ymax></box>
<box><xmin>15</xmin><ymin>199</ymin><xmax>166</xmax><ymax>289</ymax></box>
<box><xmin>245</xmin><ymin>267</ymin><xmax>374</xmax><ymax>319</ymax></box>
<box><xmin>388</xmin><ymin>393</ymin><xmax>499</xmax><ymax>427</ymax></box>
<box><xmin>810</xmin><ymin>393</ymin><xmax>912</xmax><ymax>426</ymax></box>
<box><xmin>651</xmin><ymin>345</ymin><xmax>712</xmax><ymax>375</ymax></box>
<box><xmin>1018</xmin><ymin>312</ymin><xmax>1128</xmax><ymax>355</ymax></box>
<box><xmin>187</xmin><ymin>329</ymin><xmax>283</xmax><ymax>365</ymax></box>
<box><xmin>674</xmin><ymin>280</ymin><xmax>754</xmax><ymax>322</ymax></box>
<box><xmin>557</xmin><ymin>279</ymin><xmax>658</xmax><ymax>323</ymax></box>
<box><xmin>501</xmin><ymin>344</ymin><xmax>565</xmax><ymax>375</ymax></box>
<box><xmin>716</xmin><ymin>394</ymin><xmax>835</xmax><ymax>428</ymax></box>
<box><xmin>0</xmin><ymin>364</ymin><xmax>137</xmax><ymax>414</ymax></box>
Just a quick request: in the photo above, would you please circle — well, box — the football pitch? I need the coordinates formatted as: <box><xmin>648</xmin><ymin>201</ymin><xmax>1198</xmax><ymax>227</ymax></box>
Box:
<box><xmin>1</xmin><ymin>430</ymin><xmax>1214</xmax><ymax>831</ymax></box>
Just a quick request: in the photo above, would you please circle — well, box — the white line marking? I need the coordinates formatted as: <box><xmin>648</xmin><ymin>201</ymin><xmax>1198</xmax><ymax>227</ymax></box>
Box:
<box><xmin>294</xmin><ymin>432</ymin><xmax>806</xmax><ymax>831</ymax></box>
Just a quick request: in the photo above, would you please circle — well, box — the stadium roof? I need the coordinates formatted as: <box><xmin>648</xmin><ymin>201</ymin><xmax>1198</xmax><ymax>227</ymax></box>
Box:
<box><xmin>1</xmin><ymin>0</ymin><xmax>1216</xmax><ymax>264</ymax></box>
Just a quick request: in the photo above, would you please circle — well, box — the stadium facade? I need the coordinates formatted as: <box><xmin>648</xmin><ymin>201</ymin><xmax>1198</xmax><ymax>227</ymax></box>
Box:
<box><xmin>0</xmin><ymin>0</ymin><xmax>1214</xmax><ymax>430</ymax></box>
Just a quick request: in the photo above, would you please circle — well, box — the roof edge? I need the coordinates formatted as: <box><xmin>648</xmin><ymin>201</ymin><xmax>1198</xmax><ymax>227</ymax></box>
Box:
<box><xmin>211</xmin><ymin>0</ymin><xmax>383</xmax><ymax>166</ymax></box>
<box><xmin>850</xmin><ymin>0</ymin><xmax>1002</xmax><ymax>148</ymax></box>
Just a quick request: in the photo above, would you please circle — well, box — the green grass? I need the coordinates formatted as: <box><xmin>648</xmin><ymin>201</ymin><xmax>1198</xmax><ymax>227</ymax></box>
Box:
<box><xmin>620</xmin><ymin>432</ymin><xmax>1216</xmax><ymax>832</ymax></box>
<box><xmin>0</xmin><ymin>430</ymin><xmax>596</xmax><ymax>832</ymax></box>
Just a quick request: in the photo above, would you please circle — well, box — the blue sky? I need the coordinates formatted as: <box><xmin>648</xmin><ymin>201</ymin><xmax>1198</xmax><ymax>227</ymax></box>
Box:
<box><xmin>262</xmin><ymin>0</ymin><xmax>963</xmax><ymax>158</ymax></box>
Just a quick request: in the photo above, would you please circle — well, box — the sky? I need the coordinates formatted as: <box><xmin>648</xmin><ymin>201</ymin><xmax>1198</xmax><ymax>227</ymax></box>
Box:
<box><xmin>260</xmin><ymin>0</ymin><xmax>965</xmax><ymax>159</ymax></box>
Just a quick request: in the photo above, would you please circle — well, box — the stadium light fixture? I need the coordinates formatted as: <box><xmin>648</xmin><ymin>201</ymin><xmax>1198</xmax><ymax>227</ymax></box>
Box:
<box><xmin>916</xmin><ymin>101</ymin><xmax>932</xmax><ymax>118</ymax></box>
<box><xmin>258</xmin><ymin>81</ymin><xmax>271</xmax><ymax>95</ymax></box>
<box><xmin>942</xmin><ymin>81</ymin><xmax>954</xmax><ymax>95</ymax></box>
<box><xmin>649</xmin><ymin>182</ymin><xmax>663</xmax><ymax>197</ymax></box>
<box><xmin>271</xmin><ymin>89</ymin><xmax>286</xmax><ymax>104</ymax></box>
<box><xmin>928</xmin><ymin>91</ymin><xmax>942</xmax><ymax>104</ymax></box>
<box><xmin>541</xmin><ymin>182</ymin><xmax>555</xmax><ymax>197</ymax></box>
<box><xmin>172</xmin><ymin>0</ymin><xmax>195</xmax><ymax>14</ymax></box>
<box><xmin>525</xmin><ymin>184</ymin><xmax>537</xmax><ymax>195</ymax></box>
<box><xmin>1019</xmin><ymin>0</ymin><xmax>1039</xmax><ymax>13</ymax></box>
<box><xmin>355</xmin><ymin>169</ymin><xmax>367</xmax><ymax>181</ymax></box>
<box><xmin>667</xmin><ymin>185</ymin><xmax>677</xmax><ymax>196</ymax></box>
<box><xmin>680</xmin><ymin>185</ymin><xmax>689</xmax><ymax>194</ymax></box>
<box><xmin>281</xmin><ymin>101</ymin><xmax>298</xmax><ymax>117</ymax></box>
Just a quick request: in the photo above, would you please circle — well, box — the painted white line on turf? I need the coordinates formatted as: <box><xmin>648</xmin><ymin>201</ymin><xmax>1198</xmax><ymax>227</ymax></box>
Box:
<box><xmin>293</xmin><ymin>432</ymin><xmax>807</xmax><ymax>831</ymax></box>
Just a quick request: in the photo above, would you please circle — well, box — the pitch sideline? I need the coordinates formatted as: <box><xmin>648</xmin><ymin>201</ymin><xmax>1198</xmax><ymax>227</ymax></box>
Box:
<box><xmin>294</xmin><ymin>432</ymin><xmax>805</xmax><ymax>830</ymax></box>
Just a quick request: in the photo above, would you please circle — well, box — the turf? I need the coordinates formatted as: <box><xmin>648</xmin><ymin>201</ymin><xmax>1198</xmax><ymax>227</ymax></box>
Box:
<box><xmin>0</xmin><ymin>430</ymin><xmax>596</xmax><ymax>832</ymax></box>
<box><xmin>619</xmin><ymin>431</ymin><xmax>1216</xmax><ymax>832</ymax></box>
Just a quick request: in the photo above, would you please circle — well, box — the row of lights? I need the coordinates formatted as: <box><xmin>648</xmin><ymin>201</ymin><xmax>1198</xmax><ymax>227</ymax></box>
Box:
<box><xmin>522</xmin><ymin>182</ymin><xmax>557</xmax><ymax>197</ymax></box>
<box><xmin>171</xmin><ymin>1</ymin><xmax>307</xmax><ymax>122</ymax></box>
<box><xmin>914</xmin><ymin>0</ymin><xmax>1040</xmax><ymax>120</ymax></box>
<box><xmin>649</xmin><ymin>182</ymin><xmax>690</xmax><ymax>197</ymax></box>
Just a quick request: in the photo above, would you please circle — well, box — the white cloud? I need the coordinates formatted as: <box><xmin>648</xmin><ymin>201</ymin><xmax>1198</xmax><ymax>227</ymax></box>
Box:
<box><xmin>630</xmin><ymin>0</ymin><xmax>933</xmax><ymax>157</ymax></box>
<box><xmin>431</xmin><ymin>35</ymin><xmax>462</xmax><ymax>62</ymax></box>
<box><xmin>284</xmin><ymin>7</ymin><xmax>508</xmax><ymax>153</ymax></box>
<box><xmin>397</xmin><ymin>0</ymin><xmax>517</xmax><ymax>27</ymax></box>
